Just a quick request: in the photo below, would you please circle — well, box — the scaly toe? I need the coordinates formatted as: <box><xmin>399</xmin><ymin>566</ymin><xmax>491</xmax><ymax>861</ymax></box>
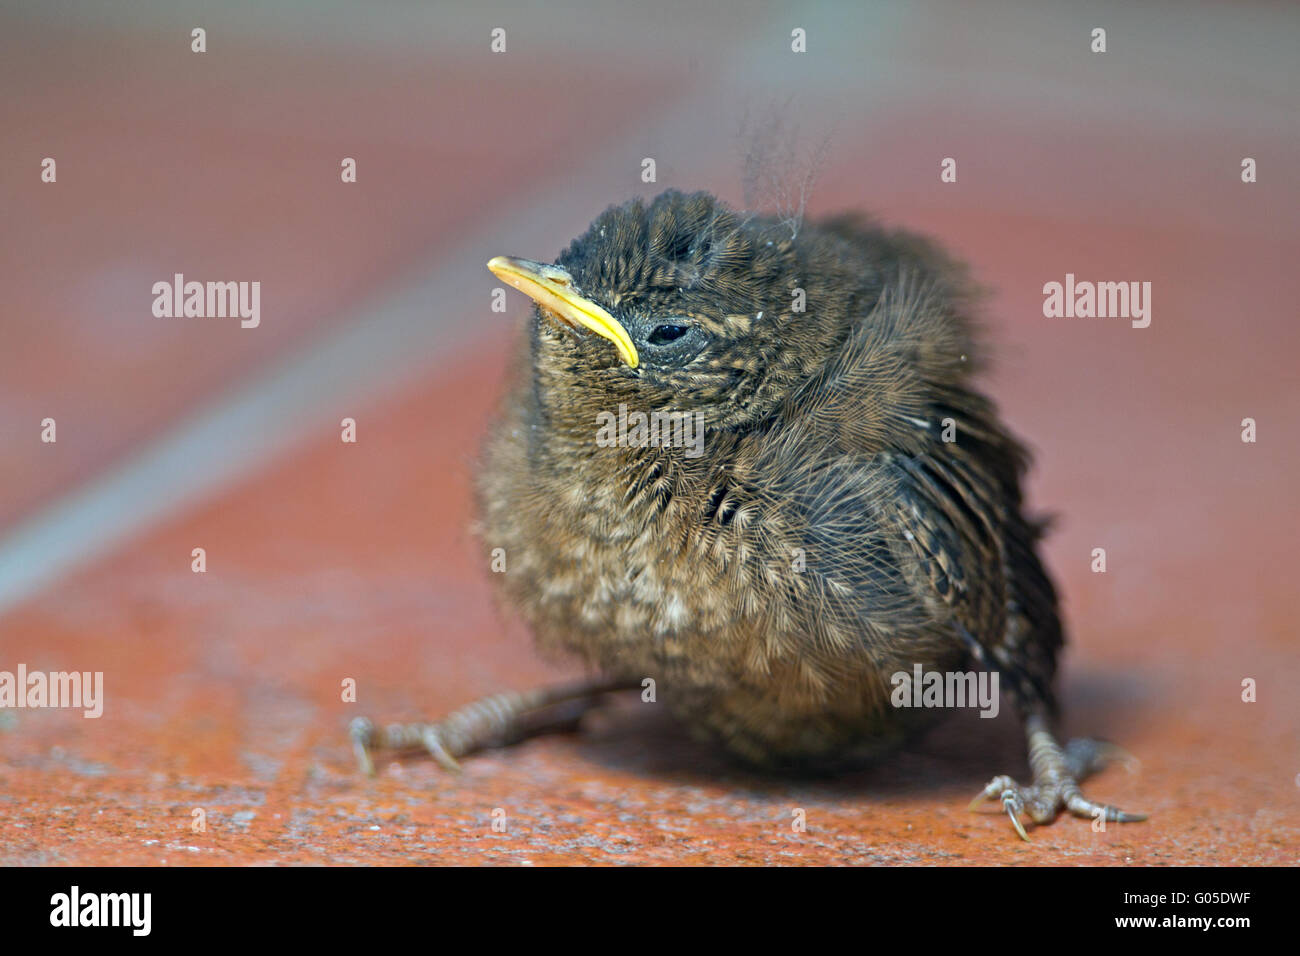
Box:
<box><xmin>1064</xmin><ymin>738</ymin><xmax>1141</xmax><ymax>779</ymax></box>
<box><xmin>969</xmin><ymin>774</ymin><xmax>1020</xmax><ymax>811</ymax></box>
<box><xmin>349</xmin><ymin>716</ymin><xmax>377</xmax><ymax>776</ymax></box>
<box><xmin>1064</xmin><ymin>791</ymin><xmax>1147</xmax><ymax>823</ymax></box>
<box><xmin>421</xmin><ymin>726</ymin><xmax>464</xmax><ymax>774</ymax></box>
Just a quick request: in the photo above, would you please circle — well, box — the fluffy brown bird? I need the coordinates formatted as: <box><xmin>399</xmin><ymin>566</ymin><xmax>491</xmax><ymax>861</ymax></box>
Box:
<box><xmin>352</xmin><ymin>189</ymin><xmax>1145</xmax><ymax>839</ymax></box>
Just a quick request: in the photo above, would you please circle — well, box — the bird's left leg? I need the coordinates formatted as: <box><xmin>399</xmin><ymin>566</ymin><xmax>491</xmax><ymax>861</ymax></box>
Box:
<box><xmin>350</xmin><ymin>676</ymin><xmax>639</xmax><ymax>775</ymax></box>
<box><xmin>969</xmin><ymin>711</ymin><xmax>1147</xmax><ymax>840</ymax></box>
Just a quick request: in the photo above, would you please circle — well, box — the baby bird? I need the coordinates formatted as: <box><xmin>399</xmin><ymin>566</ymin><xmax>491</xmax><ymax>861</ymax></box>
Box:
<box><xmin>352</xmin><ymin>190</ymin><xmax>1145</xmax><ymax>840</ymax></box>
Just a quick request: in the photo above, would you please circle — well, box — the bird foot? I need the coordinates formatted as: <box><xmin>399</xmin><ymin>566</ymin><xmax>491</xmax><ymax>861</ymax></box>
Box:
<box><xmin>969</xmin><ymin>736</ymin><xmax>1147</xmax><ymax>841</ymax></box>
<box><xmin>351</xmin><ymin>715</ymin><xmax>467</xmax><ymax>776</ymax></box>
<box><xmin>349</xmin><ymin>677</ymin><xmax>638</xmax><ymax>776</ymax></box>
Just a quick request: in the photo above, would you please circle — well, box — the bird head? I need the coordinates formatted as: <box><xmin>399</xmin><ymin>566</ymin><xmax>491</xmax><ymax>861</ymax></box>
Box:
<box><xmin>489</xmin><ymin>190</ymin><xmax>870</xmax><ymax>433</ymax></box>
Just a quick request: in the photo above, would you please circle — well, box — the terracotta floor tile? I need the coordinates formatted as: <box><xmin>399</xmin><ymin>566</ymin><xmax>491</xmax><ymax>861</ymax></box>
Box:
<box><xmin>2</xmin><ymin>1</ymin><xmax>1296</xmax><ymax>866</ymax></box>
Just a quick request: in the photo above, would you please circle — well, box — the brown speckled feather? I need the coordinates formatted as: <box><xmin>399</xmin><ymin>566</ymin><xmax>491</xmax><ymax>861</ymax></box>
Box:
<box><xmin>478</xmin><ymin>190</ymin><xmax>1063</xmax><ymax>769</ymax></box>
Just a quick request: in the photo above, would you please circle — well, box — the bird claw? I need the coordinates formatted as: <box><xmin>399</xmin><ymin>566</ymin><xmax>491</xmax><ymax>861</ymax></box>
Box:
<box><xmin>968</xmin><ymin>774</ymin><xmax>1019</xmax><ymax>812</ymax></box>
<box><xmin>1002</xmin><ymin>791</ymin><xmax>1029</xmax><ymax>842</ymax></box>
<box><xmin>349</xmin><ymin>715</ymin><xmax>465</xmax><ymax>776</ymax></box>
<box><xmin>1064</xmin><ymin>738</ymin><xmax>1141</xmax><ymax>776</ymax></box>
<box><xmin>967</xmin><ymin>776</ymin><xmax>1031</xmax><ymax>840</ymax></box>
<box><xmin>969</xmin><ymin>734</ymin><xmax>1147</xmax><ymax>839</ymax></box>
<box><xmin>350</xmin><ymin>716</ymin><xmax>377</xmax><ymax>776</ymax></box>
<box><xmin>969</xmin><ymin>772</ymin><xmax>1146</xmax><ymax>839</ymax></box>
<box><xmin>420</xmin><ymin>725</ymin><xmax>464</xmax><ymax>774</ymax></box>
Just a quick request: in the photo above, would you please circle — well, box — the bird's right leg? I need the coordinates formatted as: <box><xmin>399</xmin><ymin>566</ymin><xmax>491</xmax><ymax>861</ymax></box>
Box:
<box><xmin>350</xmin><ymin>676</ymin><xmax>639</xmax><ymax>775</ymax></box>
<box><xmin>969</xmin><ymin>712</ymin><xmax>1147</xmax><ymax>840</ymax></box>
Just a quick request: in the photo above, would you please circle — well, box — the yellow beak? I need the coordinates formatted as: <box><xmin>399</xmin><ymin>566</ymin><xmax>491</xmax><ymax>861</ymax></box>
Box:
<box><xmin>487</xmin><ymin>256</ymin><xmax>639</xmax><ymax>369</ymax></box>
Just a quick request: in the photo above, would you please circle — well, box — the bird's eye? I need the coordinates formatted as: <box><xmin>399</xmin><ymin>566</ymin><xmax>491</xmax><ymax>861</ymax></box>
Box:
<box><xmin>647</xmin><ymin>324</ymin><xmax>690</xmax><ymax>346</ymax></box>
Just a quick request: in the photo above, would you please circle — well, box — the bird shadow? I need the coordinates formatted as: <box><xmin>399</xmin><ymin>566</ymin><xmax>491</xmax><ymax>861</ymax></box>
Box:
<box><xmin>569</xmin><ymin>666</ymin><xmax>1152</xmax><ymax>802</ymax></box>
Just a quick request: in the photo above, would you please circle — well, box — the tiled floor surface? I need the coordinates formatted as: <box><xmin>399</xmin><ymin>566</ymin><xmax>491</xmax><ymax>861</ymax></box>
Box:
<box><xmin>2</xmin><ymin>1</ymin><xmax>1296</xmax><ymax>864</ymax></box>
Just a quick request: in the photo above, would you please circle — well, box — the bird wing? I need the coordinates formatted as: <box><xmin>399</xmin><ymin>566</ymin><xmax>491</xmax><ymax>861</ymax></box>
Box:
<box><xmin>765</xmin><ymin>280</ymin><xmax>1061</xmax><ymax>712</ymax></box>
